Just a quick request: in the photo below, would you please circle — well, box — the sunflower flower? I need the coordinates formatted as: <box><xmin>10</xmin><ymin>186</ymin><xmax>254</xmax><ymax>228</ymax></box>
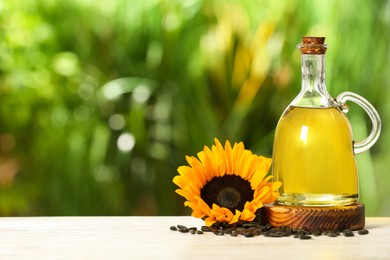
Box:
<box><xmin>173</xmin><ymin>138</ymin><xmax>282</xmax><ymax>227</ymax></box>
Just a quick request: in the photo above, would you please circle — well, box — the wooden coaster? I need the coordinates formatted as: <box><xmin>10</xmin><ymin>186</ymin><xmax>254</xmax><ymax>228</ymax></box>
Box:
<box><xmin>261</xmin><ymin>203</ymin><xmax>365</xmax><ymax>231</ymax></box>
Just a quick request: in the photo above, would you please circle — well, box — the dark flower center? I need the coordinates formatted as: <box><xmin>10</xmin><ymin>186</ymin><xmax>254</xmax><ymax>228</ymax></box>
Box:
<box><xmin>200</xmin><ymin>175</ymin><xmax>254</xmax><ymax>212</ymax></box>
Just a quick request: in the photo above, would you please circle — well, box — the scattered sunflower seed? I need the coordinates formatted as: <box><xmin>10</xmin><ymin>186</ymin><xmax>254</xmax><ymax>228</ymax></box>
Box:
<box><xmin>327</xmin><ymin>232</ymin><xmax>338</xmax><ymax>237</ymax></box>
<box><xmin>169</xmin><ymin>223</ymin><xmax>369</xmax><ymax>239</ymax></box>
<box><xmin>224</xmin><ymin>227</ymin><xmax>236</xmax><ymax>234</ymax></box>
<box><xmin>358</xmin><ymin>229</ymin><xmax>369</xmax><ymax>235</ymax></box>
<box><xmin>343</xmin><ymin>229</ymin><xmax>354</xmax><ymax>237</ymax></box>
<box><xmin>201</xmin><ymin>226</ymin><xmax>212</xmax><ymax>232</ymax></box>
<box><xmin>299</xmin><ymin>235</ymin><xmax>312</xmax><ymax>240</ymax></box>
<box><xmin>245</xmin><ymin>232</ymin><xmax>255</xmax><ymax>238</ymax></box>
<box><xmin>215</xmin><ymin>230</ymin><xmax>225</xmax><ymax>236</ymax></box>
<box><xmin>269</xmin><ymin>232</ymin><xmax>283</xmax><ymax>238</ymax></box>
<box><xmin>230</xmin><ymin>231</ymin><xmax>238</xmax><ymax>237</ymax></box>
<box><xmin>177</xmin><ymin>225</ymin><xmax>189</xmax><ymax>233</ymax></box>
<box><xmin>177</xmin><ymin>225</ymin><xmax>187</xmax><ymax>230</ymax></box>
<box><xmin>312</xmin><ymin>231</ymin><xmax>322</xmax><ymax>236</ymax></box>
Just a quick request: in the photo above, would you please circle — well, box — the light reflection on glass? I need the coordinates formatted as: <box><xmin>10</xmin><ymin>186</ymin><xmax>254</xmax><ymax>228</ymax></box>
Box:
<box><xmin>300</xmin><ymin>125</ymin><xmax>309</xmax><ymax>144</ymax></box>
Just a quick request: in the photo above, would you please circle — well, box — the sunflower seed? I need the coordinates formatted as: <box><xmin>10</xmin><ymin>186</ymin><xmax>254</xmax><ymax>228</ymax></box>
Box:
<box><xmin>279</xmin><ymin>225</ymin><xmax>287</xmax><ymax>232</ymax></box>
<box><xmin>236</xmin><ymin>228</ymin><xmax>246</xmax><ymax>235</ymax></box>
<box><xmin>224</xmin><ymin>227</ymin><xmax>236</xmax><ymax>234</ymax></box>
<box><xmin>243</xmin><ymin>223</ymin><xmax>261</xmax><ymax>228</ymax></box>
<box><xmin>177</xmin><ymin>225</ymin><xmax>187</xmax><ymax>230</ymax></box>
<box><xmin>343</xmin><ymin>230</ymin><xmax>354</xmax><ymax>237</ymax></box>
<box><xmin>230</xmin><ymin>230</ymin><xmax>239</xmax><ymax>237</ymax></box>
<box><xmin>214</xmin><ymin>230</ymin><xmax>225</xmax><ymax>236</ymax></box>
<box><xmin>196</xmin><ymin>230</ymin><xmax>204</xmax><ymax>234</ymax></box>
<box><xmin>247</xmin><ymin>226</ymin><xmax>259</xmax><ymax>231</ymax></box>
<box><xmin>312</xmin><ymin>231</ymin><xmax>322</xmax><ymax>236</ymax></box>
<box><xmin>293</xmin><ymin>229</ymin><xmax>304</xmax><ymax>235</ymax></box>
<box><xmin>177</xmin><ymin>225</ymin><xmax>189</xmax><ymax>233</ymax></box>
<box><xmin>170</xmin><ymin>226</ymin><xmax>178</xmax><ymax>231</ymax></box>
<box><xmin>201</xmin><ymin>226</ymin><xmax>212</xmax><ymax>232</ymax></box>
<box><xmin>269</xmin><ymin>231</ymin><xmax>283</xmax><ymax>238</ymax></box>
<box><xmin>264</xmin><ymin>224</ymin><xmax>272</xmax><ymax>231</ymax></box>
<box><xmin>358</xmin><ymin>229</ymin><xmax>369</xmax><ymax>235</ymax></box>
<box><xmin>211</xmin><ymin>227</ymin><xmax>219</xmax><ymax>233</ymax></box>
<box><xmin>253</xmin><ymin>230</ymin><xmax>262</xmax><ymax>236</ymax></box>
<box><xmin>299</xmin><ymin>235</ymin><xmax>312</xmax><ymax>240</ymax></box>
<box><xmin>301</xmin><ymin>228</ymin><xmax>311</xmax><ymax>235</ymax></box>
<box><xmin>245</xmin><ymin>232</ymin><xmax>255</xmax><ymax>238</ymax></box>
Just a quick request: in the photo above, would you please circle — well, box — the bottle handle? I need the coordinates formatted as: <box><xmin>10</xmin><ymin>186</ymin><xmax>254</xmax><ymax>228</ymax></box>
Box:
<box><xmin>336</xmin><ymin>91</ymin><xmax>381</xmax><ymax>155</ymax></box>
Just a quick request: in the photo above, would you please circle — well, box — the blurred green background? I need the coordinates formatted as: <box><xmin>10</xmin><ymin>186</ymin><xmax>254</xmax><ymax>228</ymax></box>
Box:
<box><xmin>0</xmin><ymin>0</ymin><xmax>389</xmax><ymax>217</ymax></box>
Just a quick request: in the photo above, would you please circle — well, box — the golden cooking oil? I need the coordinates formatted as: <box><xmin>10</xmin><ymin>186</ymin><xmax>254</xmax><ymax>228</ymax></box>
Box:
<box><xmin>272</xmin><ymin>105</ymin><xmax>358</xmax><ymax>206</ymax></box>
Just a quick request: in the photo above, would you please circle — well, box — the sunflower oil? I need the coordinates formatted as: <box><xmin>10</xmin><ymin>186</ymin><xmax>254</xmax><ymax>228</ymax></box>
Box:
<box><xmin>272</xmin><ymin>106</ymin><xmax>358</xmax><ymax>206</ymax></box>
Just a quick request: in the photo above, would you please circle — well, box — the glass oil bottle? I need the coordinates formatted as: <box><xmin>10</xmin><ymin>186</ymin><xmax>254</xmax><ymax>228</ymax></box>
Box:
<box><xmin>272</xmin><ymin>37</ymin><xmax>381</xmax><ymax>206</ymax></box>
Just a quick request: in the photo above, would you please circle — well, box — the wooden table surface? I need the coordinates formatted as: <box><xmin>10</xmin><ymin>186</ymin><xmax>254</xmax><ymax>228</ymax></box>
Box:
<box><xmin>0</xmin><ymin>216</ymin><xmax>389</xmax><ymax>259</ymax></box>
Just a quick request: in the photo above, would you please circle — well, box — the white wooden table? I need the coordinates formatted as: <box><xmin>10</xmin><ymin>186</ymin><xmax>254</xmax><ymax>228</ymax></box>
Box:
<box><xmin>0</xmin><ymin>216</ymin><xmax>389</xmax><ymax>259</ymax></box>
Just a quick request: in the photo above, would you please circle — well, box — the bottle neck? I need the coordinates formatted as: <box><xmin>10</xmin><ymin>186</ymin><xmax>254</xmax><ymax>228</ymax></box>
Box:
<box><xmin>291</xmin><ymin>54</ymin><xmax>333</xmax><ymax>108</ymax></box>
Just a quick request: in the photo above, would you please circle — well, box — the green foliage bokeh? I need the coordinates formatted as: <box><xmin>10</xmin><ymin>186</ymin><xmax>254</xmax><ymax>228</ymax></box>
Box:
<box><xmin>0</xmin><ymin>0</ymin><xmax>389</xmax><ymax>216</ymax></box>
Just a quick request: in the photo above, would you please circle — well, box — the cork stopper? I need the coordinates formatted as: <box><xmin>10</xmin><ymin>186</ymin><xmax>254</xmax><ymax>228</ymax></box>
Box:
<box><xmin>298</xmin><ymin>36</ymin><xmax>327</xmax><ymax>54</ymax></box>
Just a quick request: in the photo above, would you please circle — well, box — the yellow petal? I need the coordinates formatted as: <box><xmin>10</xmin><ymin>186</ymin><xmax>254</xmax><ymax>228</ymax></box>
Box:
<box><xmin>215</xmin><ymin>139</ymin><xmax>228</xmax><ymax>176</ymax></box>
<box><xmin>177</xmin><ymin>164</ymin><xmax>203</xmax><ymax>190</ymax></box>
<box><xmin>250</xmin><ymin>170</ymin><xmax>266</xmax><ymax>190</ymax></box>
<box><xmin>195</xmin><ymin>196</ymin><xmax>212</xmax><ymax>215</ymax></box>
<box><xmin>257</xmin><ymin>175</ymin><xmax>274</xmax><ymax>189</ymax></box>
<box><xmin>211</xmin><ymin>204</ymin><xmax>234</xmax><ymax>223</ymax></box>
<box><xmin>197</xmin><ymin>151</ymin><xmax>205</xmax><ymax>164</ymax></box>
<box><xmin>250</xmin><ymin>160</ymin><xmax>272</xmax><ymax>190</ymax></box>
<box><xmin>254</xmin><ymin>185</ymin><xmax>270</xmax><ymax>200</ymax></box>
<box><xmin>240</xmin><ymin>209</ymin><xmax>256</xmax><ymax>221</ymax></box>
<box><xmin>204</xmin><ymin>146</ymin><xmax>219</xmax><ymax>178</ymax></box>
<box><xmin>224</xmin><ymin>140</ymin><xmax>234</xmax><ymax>174</ymax></box>
<box><xmin>172</xmin><ymin>175</ymin><xmax>186</xmax><ymax>189</ymax></box>
<box><xmin>244</xmin><ymin>200</ymin><xmax>263</xmax><ymax>211</ymax></box>
<box><xmin>176</xmin><ymin>165</ymin><xmax>192</xmax><ymax>178</ymax></box>
<box><xmin>187</xmin><ymin>157</ymin><xmax>208</xmax><ymax>185</ymax></box>
<box><xmin>229</xmin><ymin>210</ymin><xmax>241</xmax><ymax>224</ymax></box>
<box><xmin>242</xmin><ymin>154</ymin><xmax>258</xmax><ymax>180</ymax></box>
<box><xmin>236</xmin><ymin>150</ymin><xmax>249</xmax><ymax>178</ymax></box>
<box><xmin>232</xmin><ymin>142</ymin><xmax>244</xmax><ymax>174</ymax></box>
<box><xmin>205</xmin><ymin>216</ymin><xmax>217</xmax><ymax>227</ymax></box>
<box><xmin>175</xmin><ymin>189</ymin><xmax>196</xmax><ymax>202</ymax></box>
<box><xmin>192</xmin><ymin>209</ymin><xmax>206</xmax><ymax>218</ymax></box>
